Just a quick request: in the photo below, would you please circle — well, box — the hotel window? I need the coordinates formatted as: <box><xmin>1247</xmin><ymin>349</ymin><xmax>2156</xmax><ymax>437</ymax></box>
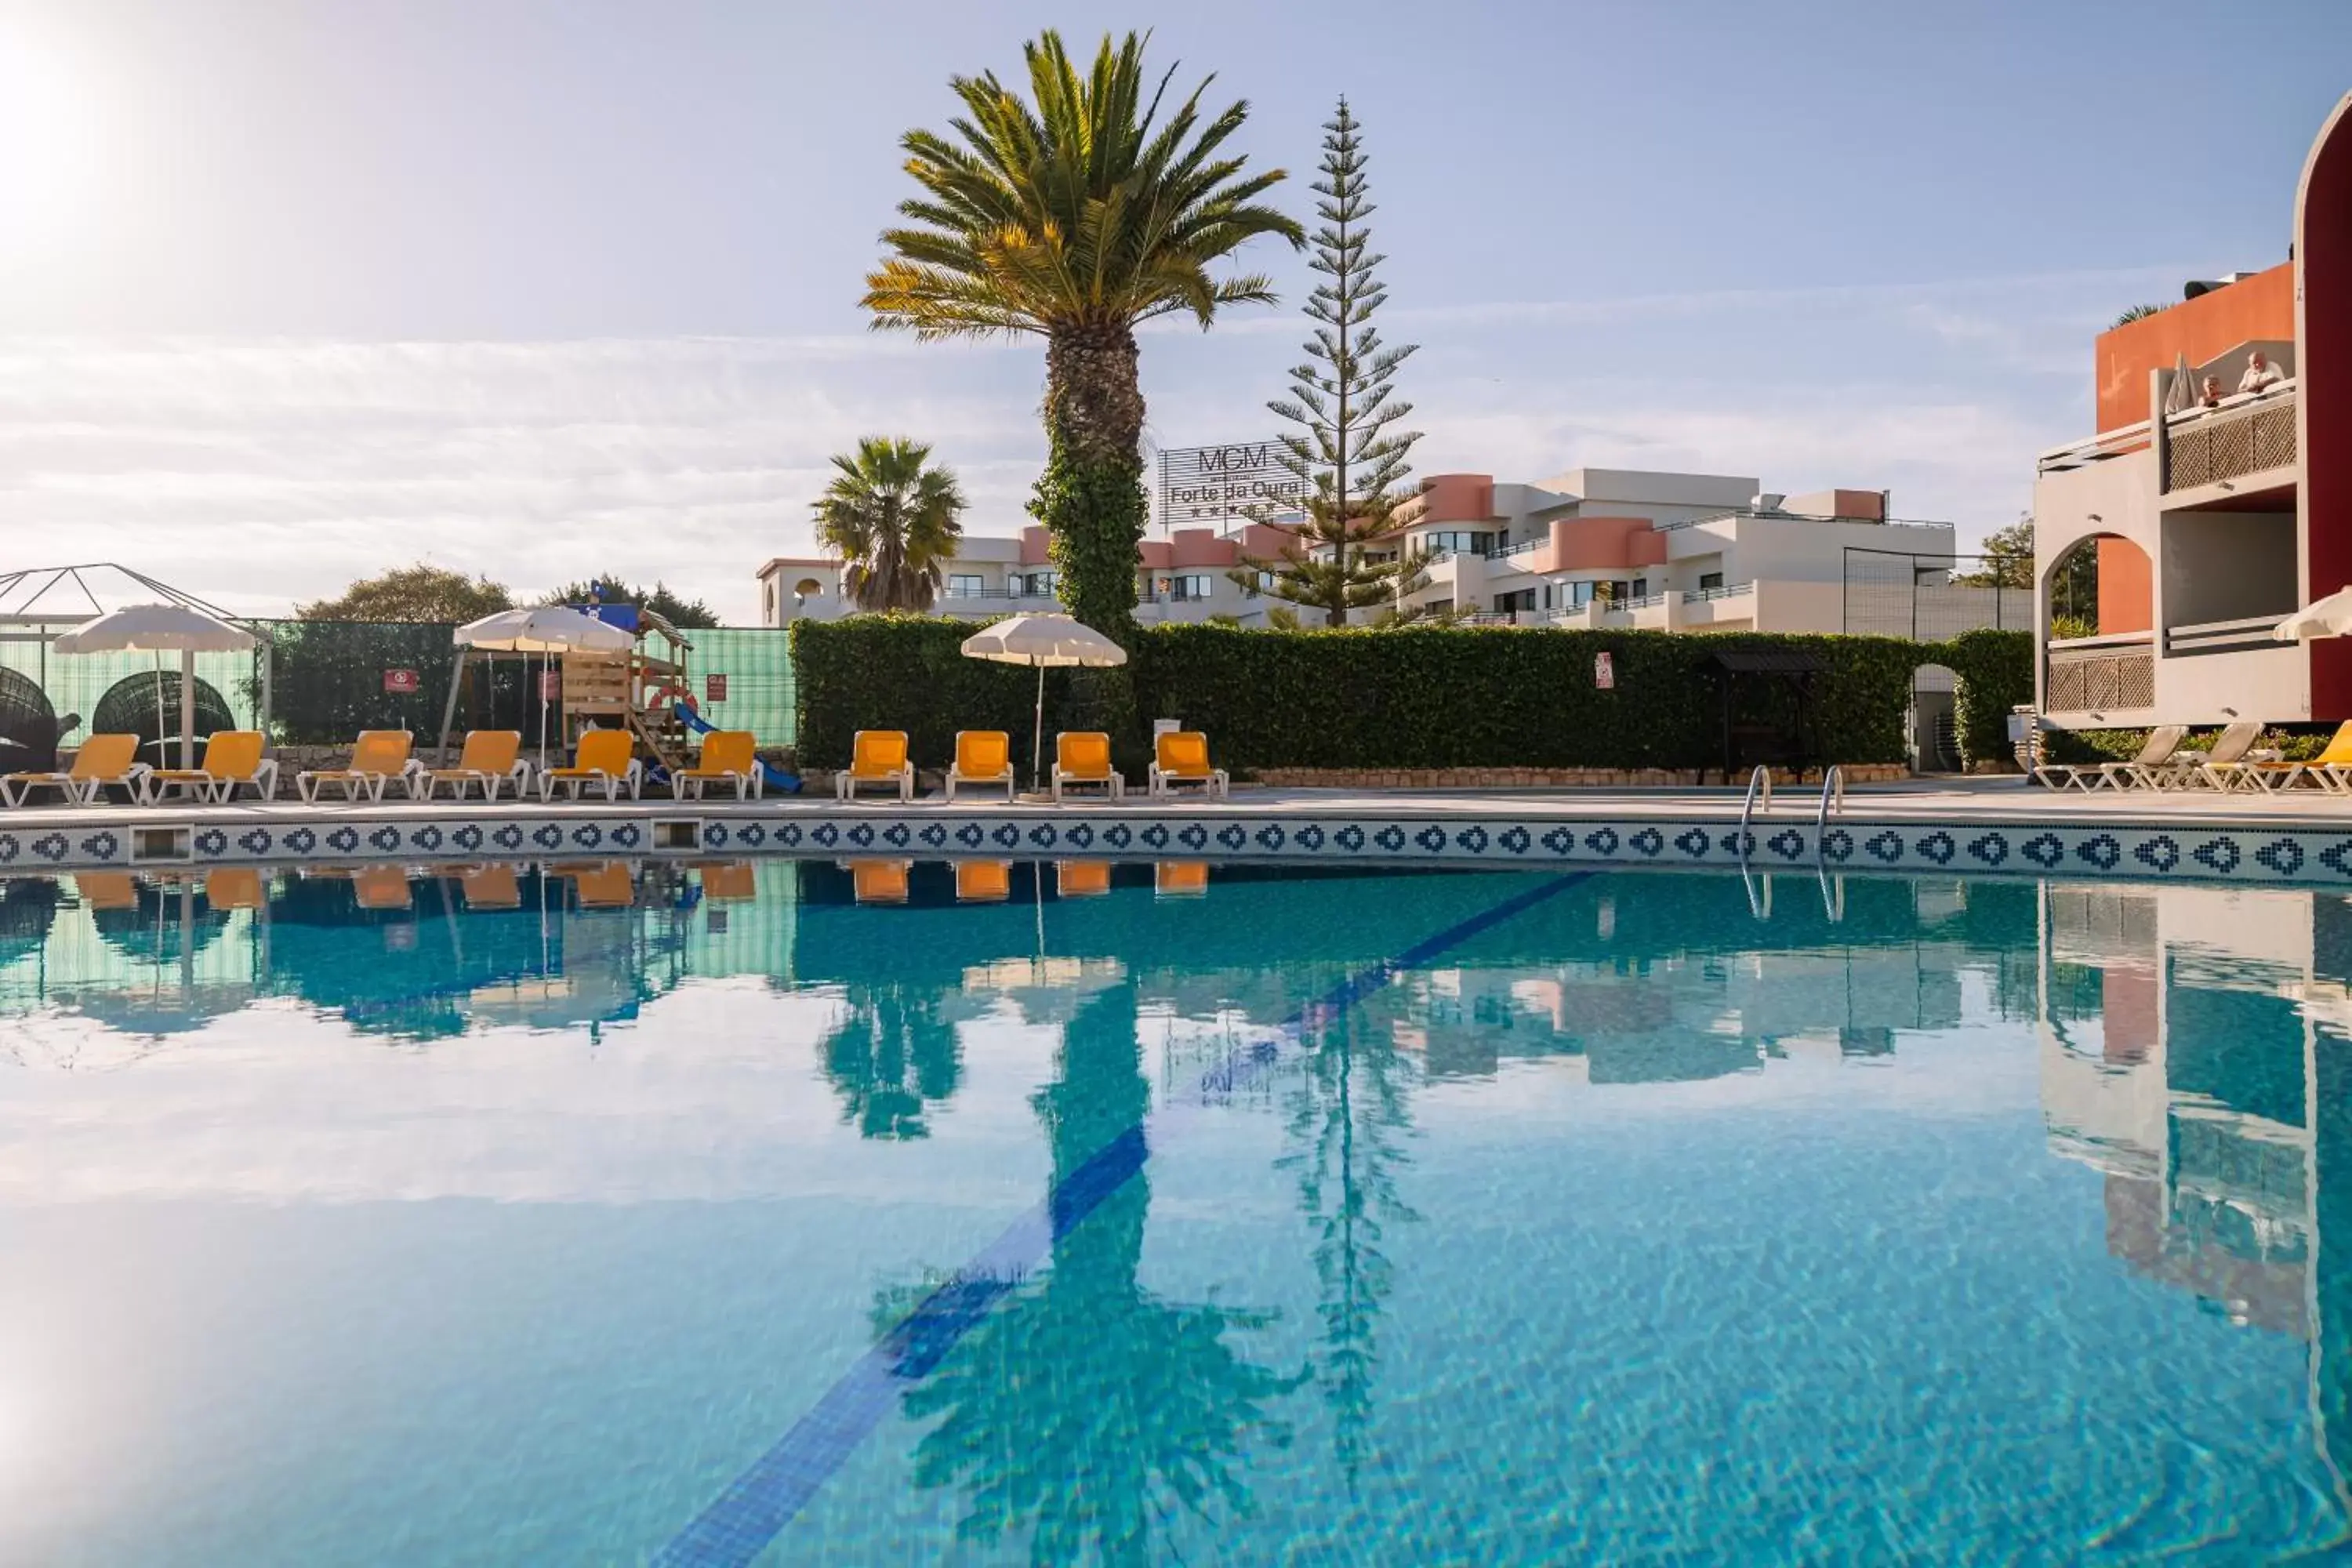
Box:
<box><xmin>1157</xmin><ymin>575</ymin><xmax>1214</xmax><ymax>601</ymax></box>
<box><xmin>1698</xmin><ymin>572</ymin><xmax>1723</xmax><ymax>591</ymax></box>
<box><xmin>1019</xmin><ymin>571</ymin><xmax>1058</xmax><ymax>597</ymax></box>
<box><xmin>946</xmin><ymin>574</ymin><xmax>986</xmax><ymax>598</ymax></box>
<box><xmin>1630</xmin><ymin>578</ymin><xmax>1648</xmax><ymax>600</ymax></box>
<box><xmin>1421</xmin><ymin>529</ymin><xmax>1494</xmax><ymax>557</ymax></box>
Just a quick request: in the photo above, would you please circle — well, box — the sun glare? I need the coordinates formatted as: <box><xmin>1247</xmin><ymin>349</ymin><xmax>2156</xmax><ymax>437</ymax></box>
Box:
<box><xmin>0</xmin><ymin>21</ymin><xmax>108</xmax><ymax>262</ymax></box>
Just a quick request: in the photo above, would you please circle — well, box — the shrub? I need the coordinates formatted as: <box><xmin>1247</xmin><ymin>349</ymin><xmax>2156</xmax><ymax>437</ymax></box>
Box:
<box><xmin>793</xmin><ymin>619</ymin><xmax>2034</xmax><ymax>774</ymax></box>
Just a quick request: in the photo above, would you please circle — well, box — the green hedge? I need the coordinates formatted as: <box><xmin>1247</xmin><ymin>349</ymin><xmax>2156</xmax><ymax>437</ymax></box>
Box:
<box><xmin>1937</xmin><ymin>626</ymin><xmax>2034</xmax><ymax>769</ymax></box>
<box><xmin>793</xmin><ymin>619</ymin><xmax>2034</xmax><ymax>775</ymax></box>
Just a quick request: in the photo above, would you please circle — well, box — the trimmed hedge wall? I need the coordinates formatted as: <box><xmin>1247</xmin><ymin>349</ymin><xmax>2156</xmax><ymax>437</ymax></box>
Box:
<box><xmin>1936</xmin><ymin>626</ymin><xmax>2034</xmax><ymax>770</ymax></box>
<box><xmin>793</xmin><ymin>619</ymin><xmax>2034</xmax><ymax>775</ymax></box>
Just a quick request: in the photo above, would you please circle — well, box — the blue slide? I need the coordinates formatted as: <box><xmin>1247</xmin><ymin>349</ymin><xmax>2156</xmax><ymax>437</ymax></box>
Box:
<box><xmin>670</xmin><ymin>702</ymin><xmax>803</xmax><ymax>793</ymax></box>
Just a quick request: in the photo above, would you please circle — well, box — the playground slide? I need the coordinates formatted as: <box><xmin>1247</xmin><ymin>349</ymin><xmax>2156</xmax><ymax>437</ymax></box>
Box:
<box><xmin>670</xmin><ymin>702</ymin><xmax>804</xmax><ymax>793</ymax></box>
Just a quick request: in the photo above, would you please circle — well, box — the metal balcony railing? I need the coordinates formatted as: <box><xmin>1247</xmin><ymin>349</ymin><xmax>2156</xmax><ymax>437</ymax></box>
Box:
<box><xmin>2165</xmin><ymin>613</ymin><xmax>2290</xmax><ymax>656</ymax></box>
<box><xmin>1681</xmin><ymin>581</ymin><xmax>1754</xmax><ymax>604</ymax></box>
<box><xmin>940</xmin><ymin>585</ymin><xmax>1054</xmax><ymax>601</ymax></box>
<box><xmin>2037</xmin><ymin>419</ymin><xmax>2153</xmax><ymax>475</ymax></box>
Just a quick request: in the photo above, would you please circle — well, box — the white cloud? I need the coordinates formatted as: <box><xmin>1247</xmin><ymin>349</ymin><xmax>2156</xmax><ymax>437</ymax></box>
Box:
<box><xmin>0</xmin><ymin>267</ymin><xmax>2155</xmax><ymax>615</ymax></box>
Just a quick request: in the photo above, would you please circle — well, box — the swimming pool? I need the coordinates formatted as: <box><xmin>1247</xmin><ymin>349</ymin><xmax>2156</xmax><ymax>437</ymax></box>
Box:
<box><xmin>2</xmin><ymin>859</ymin><xmax>2347</xmax><ymax>1562</ymax></box>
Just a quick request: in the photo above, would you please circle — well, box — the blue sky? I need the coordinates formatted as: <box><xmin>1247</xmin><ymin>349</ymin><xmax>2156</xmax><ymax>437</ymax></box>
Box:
<box><xmin>1</xmin><ymin>0</ymin><xmax>2346</xmax><ymax>619</ymax></box>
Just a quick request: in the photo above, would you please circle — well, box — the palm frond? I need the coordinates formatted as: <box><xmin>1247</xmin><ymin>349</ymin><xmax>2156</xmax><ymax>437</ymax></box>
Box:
<box><xmin>868</xmin><ymin>30</ymin><xmax>1302</xmax><ymax>338</ymax></box>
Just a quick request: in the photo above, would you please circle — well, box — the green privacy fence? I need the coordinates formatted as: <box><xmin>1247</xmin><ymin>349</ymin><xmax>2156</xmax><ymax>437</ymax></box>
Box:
<box><xmin>0</xmin><ymin>620</ymin><xmax>797</xmax><ymax>752</ymax></box>
<box><xmin>0</xmin><ymin>622</ymin><xmax>262</xmax><ymax>737</ymax></box>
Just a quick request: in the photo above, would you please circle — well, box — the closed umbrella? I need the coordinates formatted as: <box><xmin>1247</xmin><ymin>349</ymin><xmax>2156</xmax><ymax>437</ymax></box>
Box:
<box><xmin>52</xmin><ymin>603</ymin><xmax>256</xmax><ymax>769</ymax></box>
<box><xmin>2274</xmin><ymin>586</ymin><xmax>2352</xmax><ymax>642</ymax></box>
<box><xmin>452</xmin><ymin>607</ymin><xmax>634</xmax><ymax>768</ymax></box>
<box><xmin>959</xmin><ymin>613</ymin><xmax>1127</xmax><ymax>787</ymax></box>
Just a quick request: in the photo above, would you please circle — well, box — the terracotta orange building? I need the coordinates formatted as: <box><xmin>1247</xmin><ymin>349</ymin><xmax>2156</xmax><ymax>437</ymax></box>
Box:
<box><xmin>2032</xmin><ymin>92</ymin><xmax>2352</xmax><ymax>728</ymax></box>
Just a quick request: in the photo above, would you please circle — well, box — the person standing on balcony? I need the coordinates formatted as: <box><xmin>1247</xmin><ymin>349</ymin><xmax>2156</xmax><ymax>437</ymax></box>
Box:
<box><xmin>2200</xmin><ymin>375</ymin><xmax>2225</xmax><ymax>409</ymax></box>
<box><xmin>2239</xmin><ymin>350</ymin><xmax>2286</xmax><ymax>394</ymax></box>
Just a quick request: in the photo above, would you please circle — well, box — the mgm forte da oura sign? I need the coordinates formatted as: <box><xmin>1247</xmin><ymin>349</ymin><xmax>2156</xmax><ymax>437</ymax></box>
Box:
<box><xmin>1157</xmin><ymin>441</ymin><xmax>1307</xmax><ymax>527</ymax></box>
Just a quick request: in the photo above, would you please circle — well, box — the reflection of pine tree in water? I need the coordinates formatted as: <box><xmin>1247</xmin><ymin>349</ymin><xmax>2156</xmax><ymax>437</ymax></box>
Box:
<box><xmin>1281</xmin><ymin>1009</ymin><xmax>1418</xmax><ymax>1490</ymax></box>
<box><xmin>896</xmin><ymin>980</ymin><xmax>1303</xmax><ymax>1563</ymax></box>
<box><xmin>819</xmin><ymin>983</ymin><xmax>963</xmax><ymax>1139</ymax></box>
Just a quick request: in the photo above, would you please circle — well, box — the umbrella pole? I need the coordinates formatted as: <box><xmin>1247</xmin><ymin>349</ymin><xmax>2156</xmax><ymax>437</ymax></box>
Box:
<box><xmin>1033</xmin><ymin>664</ymin><xmax>1045</xmax><ymax>789</ymax></box>
<box><xmin>180</xmin><ymin>648</ymin><xmax>196</xmax><ymax>770</ymax></box>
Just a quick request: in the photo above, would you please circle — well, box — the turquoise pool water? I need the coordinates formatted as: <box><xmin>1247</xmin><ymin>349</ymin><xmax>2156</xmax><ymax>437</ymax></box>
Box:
<box><xmin>2</xmin><ymin>860</ymin><xmax>2348</xmax><ymax>1563</ymax></box>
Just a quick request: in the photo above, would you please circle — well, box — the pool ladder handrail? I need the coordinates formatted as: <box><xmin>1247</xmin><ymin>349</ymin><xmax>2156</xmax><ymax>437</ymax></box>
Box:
<box><xmin>1737</xmin><ymin>765</ymin><xmax>1773</xmax><ymax>862</ymax></box>
<box><xmin>1814</xmin><ymin>765</ymin><xmax>1846</xmax><ymax>837</ymax></box>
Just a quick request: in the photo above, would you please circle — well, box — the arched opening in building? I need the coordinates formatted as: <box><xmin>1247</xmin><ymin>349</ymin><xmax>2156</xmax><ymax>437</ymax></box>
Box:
<box><xmin>2044</xmin><ymin>534</ymin><xmax>2154</xmax><ymax>640</ymax></box>
<box><xmin>1910</xmin><ymin>662</ymin><xmax>1962</xmax><ymax>773</ymax></box>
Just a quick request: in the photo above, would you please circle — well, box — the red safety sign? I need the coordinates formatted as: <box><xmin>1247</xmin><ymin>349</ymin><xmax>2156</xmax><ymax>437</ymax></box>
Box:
<box><xmin>705</xmin><ymin>673</ymin><xmax>728</xmax><ymax>703</ymax></box>
<box><xmin>540</xmin><ymin>670</ymin><xmax>561</xmax><ymax>700</ymax></box>
<box><xmin>383</xmin><ymin>668</ymin><xmax>420</xmax><ymax>694</ymax></box>
<box><xmin>1594</xmin><ymin>652</ymin><xmax>1615</xmax><ymax>691</ymax></box>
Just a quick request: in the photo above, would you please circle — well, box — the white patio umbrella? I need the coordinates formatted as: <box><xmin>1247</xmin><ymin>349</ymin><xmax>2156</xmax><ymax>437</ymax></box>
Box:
<box><xmin>452</xmin><ymin>606</ymin><xmax>634</xmax><ymax>767</ymax></box>
<box><xmin>2274</xmin><ymin>586</ymin><xmax>2352</xmax><ymax>642</ymax></box>
<box><xmin>51</xmin><ymin>603</ymin><xmax>256</xmax><ymax>768</ymax></box>
<box><xmin>959</xmin><ymin>613</ymin><xmax>1127</xmax><ymax>786</ymax></box>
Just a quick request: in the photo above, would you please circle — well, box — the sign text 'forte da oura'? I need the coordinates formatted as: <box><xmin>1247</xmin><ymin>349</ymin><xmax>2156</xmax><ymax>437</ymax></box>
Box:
<box><xmin>1156</xmin><ymin>441</ymin><xmax>1308</xmax><ymax>527</ymax></box>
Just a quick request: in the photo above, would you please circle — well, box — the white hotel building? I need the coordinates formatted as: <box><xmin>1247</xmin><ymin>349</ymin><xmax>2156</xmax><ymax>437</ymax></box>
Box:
<box><xmin>757</xmin><ymin>466</ymin><xmax>1962</xmax><ymax>635</ymax></box>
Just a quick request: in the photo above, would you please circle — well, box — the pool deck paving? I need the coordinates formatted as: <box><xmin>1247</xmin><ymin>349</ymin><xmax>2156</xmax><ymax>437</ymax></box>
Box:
<box><xmin>13</xmin><ymin>775</ymin><xmax>2352</xmax><ymax>833</ymax></box>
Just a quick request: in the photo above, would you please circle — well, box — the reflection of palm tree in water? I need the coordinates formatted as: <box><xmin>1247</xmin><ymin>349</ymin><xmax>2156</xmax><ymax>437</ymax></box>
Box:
<box><xmin>894</xmin><ymin>979</ymin><xmax>1303</xmax><ymax>1561</ymax></box>
<box><xmin>1283</xmin><ymin>1008</ymin><xmax>1418</xmax><ymax>1490</ymax></box>
<box><xmin>820</xmin><ymin>982</ymin><xmax>963</xmax><ymax>1139</ymax></box>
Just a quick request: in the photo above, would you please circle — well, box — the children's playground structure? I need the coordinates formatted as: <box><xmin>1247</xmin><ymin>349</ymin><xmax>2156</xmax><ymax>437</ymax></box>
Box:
<box><xmin>437</xmin><ymin>601</ymin><xmax>800</xmax><ymax>793</ymax></box>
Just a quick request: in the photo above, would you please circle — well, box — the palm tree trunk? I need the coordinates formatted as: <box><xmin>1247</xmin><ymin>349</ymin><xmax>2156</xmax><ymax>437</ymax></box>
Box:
<box><xmin>1040</xmin><ymin>325</ymin><xmax>1148</xmax><ymax>637</ymax></box>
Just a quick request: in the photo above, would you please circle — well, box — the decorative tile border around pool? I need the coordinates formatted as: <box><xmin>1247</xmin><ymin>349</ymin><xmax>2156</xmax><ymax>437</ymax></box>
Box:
<box><xmin>9</xmin><ymin>810</ymin><xmax>2352</xmax><ymax>889</ymax></box>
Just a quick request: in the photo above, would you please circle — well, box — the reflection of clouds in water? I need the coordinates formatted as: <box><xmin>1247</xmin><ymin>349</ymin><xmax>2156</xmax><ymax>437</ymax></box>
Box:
<box><xmin>0</xmin><ymin>980</ymin><xmax>1060</xmax><ymax>1205</ymax></box>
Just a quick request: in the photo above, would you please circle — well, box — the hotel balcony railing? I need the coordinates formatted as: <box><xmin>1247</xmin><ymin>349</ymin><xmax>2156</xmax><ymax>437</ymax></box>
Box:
<box><xmin>940</xmin><ymin>585</ymin><xmax>1054</xmax><ymax>601</ymax></box>
<box><xmin>2037</xmin><ymin>378</ymin><xmax>2297</xmax><ymax>483</ymax></box>
<box><xmin>2045</xmin><ymin>632</ymin><xmax>2155</xmax><ymax>712</ymax></box>
<box><xmin>2163</xmin><ymin>381</ymin><xmax>2296</xmax><ymax>492</ymax></box>
<box><xmin>2164</xmin><ymin>612</ymin><xmax>2289</xmax><ymax>657</ymax></box>
<box><xmin>1681</xmin><ymin>581</ymin><xmax>1754</xmax><ymax>604</ymax></box>
<box><xmin>2037</xmin><ymin>420</ymin><xmax>2152</xmax><ymax>475</ymax></box>
<box><xmin>1617</xmin><ymin>592</ymin><xmax>1668</xmax><ymax>612</ymax></box>
<box><xmin>1491</xmin><ymin>538</ymin><xmax>1545</xmax><ymax>561</ymax></box>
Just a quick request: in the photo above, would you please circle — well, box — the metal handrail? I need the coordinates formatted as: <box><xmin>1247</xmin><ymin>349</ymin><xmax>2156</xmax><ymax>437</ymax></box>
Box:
<box><xmin>1681</xmin><ymin>581</ymin><xmax>1755</xmax><ymax>604</ymax></box>
<box><xmin>1738</xmin><ymin>764</ymin><xmax>1773</xmax><ymax>861</ymax></box>
<box><xmin>1815</xmin><ymin>765</ymin><xmax>1846</xmax><ymax>840</ymax></box>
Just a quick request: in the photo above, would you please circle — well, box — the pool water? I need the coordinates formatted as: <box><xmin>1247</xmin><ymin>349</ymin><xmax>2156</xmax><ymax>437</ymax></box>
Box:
<box><xmin>2</xmin><ymin>860</ymin><xmax>2349</xmax><ymax>1563</ymax></box>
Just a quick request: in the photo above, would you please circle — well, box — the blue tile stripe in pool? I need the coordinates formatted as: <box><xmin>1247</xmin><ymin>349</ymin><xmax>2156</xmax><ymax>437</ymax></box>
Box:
<box><xmin>21</xmin><ymin>810</ymin><xmax>2352</xmax><ymax>889</ymax></box>
<box><xmin>649</xmin><ymin>869</ymin><xmax>1601</xmax><ymax>1568</ymax></box>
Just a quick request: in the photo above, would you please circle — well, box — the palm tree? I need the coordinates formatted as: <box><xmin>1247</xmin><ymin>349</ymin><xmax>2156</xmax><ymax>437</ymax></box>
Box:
<box><xmin>864</xmin><ymin>31</ymin><xmax>1305</xmax><ymax>636</ymax></box>
<box><xmin>811</xmin><ymin>437</ymin><xmax>967</xmax><ymax>613</ymax></box>
<box><xmin>887</xmin><ymin>982</ymin><xmax>1304</xmax><ymax>1559</ymax></box>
